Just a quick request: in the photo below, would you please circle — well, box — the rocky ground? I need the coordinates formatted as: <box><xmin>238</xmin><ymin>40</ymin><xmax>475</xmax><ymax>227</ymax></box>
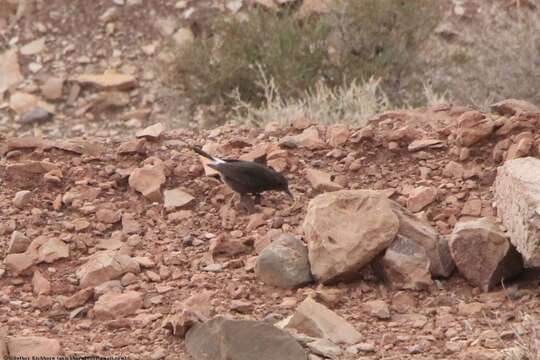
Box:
<box><xmin>1</xmin><ymin>101</ymin><xmax>540</xmax><ymax>359</ymax></box>
<box><xmin>2</xmin><ymin>1</ymin><xmax>540</xmax><ymax>360</ymax></box>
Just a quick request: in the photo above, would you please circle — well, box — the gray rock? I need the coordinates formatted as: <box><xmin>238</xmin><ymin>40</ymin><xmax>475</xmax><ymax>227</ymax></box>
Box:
<box><xmin>7</xmin><ymin>231</ymin><xmax>31</xmax><ymax>254</ymax></box>
<box><xmin>18</xmin><ymin>107</ymin><xmax>53</xmax><ymax>125</ymax></box>
<box><xmin>389</xmin><ymin>201</ymin><xmax>455</xmax><ymax>277</ymax></box>
<box><xmin>256</xmin><ymin>233</ymin><xmax>313</xmax><ymax>288</ymax></box>
<box><xmin>186</xmin><ymin>317</ymin><xmax>307</xmax><ymax>360</ymax></box>
<box><xmin>495</xmin><ymin>157</ymin><xmax>540</xmax><ymax>267</ymax></box>
<box><xmin>372</xmin><ymin>235</ymin><xmax>433</xmax><ymax>290</ymax></box>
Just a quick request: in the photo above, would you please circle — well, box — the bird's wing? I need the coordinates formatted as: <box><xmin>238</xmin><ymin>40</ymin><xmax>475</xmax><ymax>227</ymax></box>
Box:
<box><xmin>211</xmin><ymin>161</ymin><xmax>277</xmax><ymax>187</ymax></box>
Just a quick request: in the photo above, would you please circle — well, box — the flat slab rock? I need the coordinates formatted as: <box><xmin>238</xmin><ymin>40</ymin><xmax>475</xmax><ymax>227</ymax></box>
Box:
<box><xmin>185</xmin><ymin>317</ymin><xmax>307</xmax><ymax>360</ymax></box>
<box><xmin>495</xmin><ymin>157</ymin><xmax>540</xmax><ymax>267</ymax></box>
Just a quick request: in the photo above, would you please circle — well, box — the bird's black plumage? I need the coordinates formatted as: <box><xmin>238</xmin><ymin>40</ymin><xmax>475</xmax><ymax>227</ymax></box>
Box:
<box><xmin>192</xmin><ymin>147</ymin><xmax>293</xmax><ymax>198</ymax></box>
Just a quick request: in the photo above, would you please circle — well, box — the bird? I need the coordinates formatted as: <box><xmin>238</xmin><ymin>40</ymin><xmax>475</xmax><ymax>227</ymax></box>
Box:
<box><xmin>192</xmin><ymin>146</ymin><xmax>293</xmax><ymax>209</ymax></box>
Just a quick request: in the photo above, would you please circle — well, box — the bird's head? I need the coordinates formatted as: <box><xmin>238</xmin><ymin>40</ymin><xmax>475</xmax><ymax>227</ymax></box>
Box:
<box><xmin>275</xmin><ymin>173</ymin><xmax>293</xmax><ymax>199</ymax></box>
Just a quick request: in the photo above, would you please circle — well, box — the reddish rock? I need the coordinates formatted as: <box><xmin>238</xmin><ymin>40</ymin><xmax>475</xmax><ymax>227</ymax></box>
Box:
<box><xmin>456</xmin><ymin>111</ymin><xmax>494</xmax><ymax>146</ymax></box>
<box><xmin>129</xmin><ymin>164</ymin><xmax>166</xmax><ymax>202</ymax></box>
<box><xmin>407</xmin><ymin>186</ymin><xmax>437</xmax><ymax>213</ymax></box>
<box><xmin>7</xmin><ymin>337</ymin><xmax>62</xmax><ymax>357</ymax></box>
<box><xmin>450</xmin><ymin>218</ymin><xmax>523</xmax><ymax>292</ymax></box>
<box><xmin>32</xmin><ymin>270</ymin><xmax>51</xmax><ymax>296</ymax></box>
<box><xmin>305</xmin><ymin>168</ymin><xmax>343</xmax><ymax>194</ymax></box>
<box><xmin>62</xmin><ymin>287</ymin><xmax>94</xmax><ymax>310</ymax></box>
<box><xmin>326</xmin><ymin>124</ymin><xmax>350</xmax><ymax>147</ymax></box>
<box><xmin>93</xmin><ymin>291</ymin><xmax>143</xmax><ymax>319</ymax></box>
<box><xmin>303</xmin><ymin>190</ymin><xmax>399</xmax><ymax>283</ymax></box>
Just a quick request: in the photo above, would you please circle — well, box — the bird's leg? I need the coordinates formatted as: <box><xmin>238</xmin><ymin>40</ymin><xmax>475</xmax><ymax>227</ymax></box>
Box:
<box><xmin>253</xmin><ymin>193</ymin><xmax>262</xmax><ymax>205</ymax></box>
<box><xmin>239</xmin><ymin>193</ymin><xmax>256</xmax><ymax>214</ymax></box>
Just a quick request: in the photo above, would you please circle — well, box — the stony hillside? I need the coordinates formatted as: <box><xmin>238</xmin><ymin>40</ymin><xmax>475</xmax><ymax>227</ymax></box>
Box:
<box><xmin>2</xmin><ymin>0</ymin><xmax>540</xmax><ymax>359</ymax></box>
<box><xmin>1</xmin><ymin>100</ymin><xmax>540</xmax><ymax>359</ymax></box>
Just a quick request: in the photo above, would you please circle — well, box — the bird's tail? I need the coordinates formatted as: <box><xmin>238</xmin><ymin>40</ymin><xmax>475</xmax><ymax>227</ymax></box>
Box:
<box><xmin>192</xmin><ymin>146</ymin><xmax>219</xmax><ymax>162</ymax></box>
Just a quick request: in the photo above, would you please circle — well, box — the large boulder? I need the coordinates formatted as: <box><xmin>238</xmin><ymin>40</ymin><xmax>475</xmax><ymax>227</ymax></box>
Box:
<box><xmin>495</xmin><ymin>157</ymin><xmax>540</xmax><ymax>267</ymax></box>
<box><xmin>256</xmin><ymin>234</ymin><xmax>313</xmax><ymax>288</ymax></box>
<box><xmin>186</xmin><ymin>317</ymin><xmax>307</xmax><ymax>360</ymax></box>
<box><xmin>303</xmin><ymin>190</ymin><xmax>399</xmax><ymax>283</ymax></box>
<box><xmin>389</xmin><ymin>202</ymin><xmax>455</xmax><ymax>277</ymax></box>
<box><xmin>450</xmin><ymin>218</ymin><xmax>523</xmax><ymax>291</ymax></box>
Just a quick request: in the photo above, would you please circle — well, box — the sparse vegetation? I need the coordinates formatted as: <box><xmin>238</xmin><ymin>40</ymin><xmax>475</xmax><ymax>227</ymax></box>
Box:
<box><xmin>166</xmin><ymin>8</ymin><xmax>332</xmax><ymax>106</ymax></box>
<box><xmin>231</xmin><ymin>67</ymin><xmax>389</xmax><ymax>127</ymax></box>
<box><xmin>166</xmin><ymin>0</ymin><xmax>441</xmax><ymax>113</ymax></box>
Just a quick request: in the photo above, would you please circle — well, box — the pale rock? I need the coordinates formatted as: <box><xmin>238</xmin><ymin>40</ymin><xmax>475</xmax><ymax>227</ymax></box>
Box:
<box><xmin>0</xmin><ymin>328</ymin><xmax>6</xmax><ymax>359</ymax></box>
<box><xmin>9</xmin><ymin>92</ymin><xmax>38</xmax><ymax>114</ymax></box>
<box><xmin>0</xmin><ymin>49</ymin><xmax>23</xmax><ymax>97</ymax></box>
<box><xmin>443</xmin><ymin>161</ymin><xmax>464</xmax><ymax>179</ymax></box>
<box><xmin>285</xmin><ymin>297</ymin><xmax>362</xmax><ymax>345</ymax></box>
<box><xmin>307</xmin><ymin>338</ymin><xmax>342</xmax><ymax>359</ymax></box>
<box><xmin>457</xmin><ymin>302</ymin><xmax>484</xmax><ymax>316</ymax></box>
<box><xmin>77</xmin><ymin>251</ymin><xmax>140</xmax><ymax>287</ymax></box>
<box><xmin>93</xmin><ymin>291</ymin><xmax>143</xmax><ymax>319</ymax></box>
<box><xmin>507</xmin><ymin>135</ymin><xmax>533</xmax><ymax>160</ymax></box>
<box><xmin>495</xmin><ymin>157</ymin><xmax>540</xmax><ymax>267</ymax></box>
<box><xmin>20</xmin><ymin>37</ymin><xmax>46</xmax><ymax>55</ymax></box>
<box><xmin>456</xmin><ymin>111</ymin><xmax>494</xmax><ymax>147</ymax></box>
<box><xmin>136</xmin><ymin>122</ymin><xmax>165</xmax><ymax>139</ymax></box>
<box><xmin>62</xmin><ymin>287</ymin><xmax>94</xmax><ymax>309</ymax></box>
<box><xmin>7</xmin><ymin>337</ymin><xmax>62</xmax><ymax>357</ymax></box>
<box><xmin>490</xmin><ymin>99</ymin><xmax>540</xmax><ymax>116</ymax></box>
<box><xmin>407</xmin><ymin>186</ymin><xmax>437</xmax><ymax>212</ymax></box>
<box><xmin>408</xmin><ymin>139</ymin><xmax>444</xmax><ymax>152</ymax></box>
<box><xmin>70</xmin><ymin>72</ymin><xmax>137</xmax><ymax>90</ymax></box>
<box><xmin>256</xmin><ymin>233</ymin><xmax>313</xmax><ymax>288</ymax></box>
<box><xmin>3</xmin><ymin>253</ymin><xmax>34</xmax><ymax>274</ymax></box>
<box><xmin>32</xmin><ymin>270</ymin><xmax>51</xmax><ymax>295</ymax></box>
<box><xmin>450</xmin><ymin>217</ymin><xmax>523</xmax><ymax>292</ymax></box>
<box><xmin>280</xmin><ymin>127</ymin><xmax>326</xmax><ymax>150</ymax></box>
<box><xmin>186</xmin><ymin>317</ymin><xmax>307</xmax><ymax>360</ymax></box>
<box><xmin>391</xmin><ymin>291</ymin><xmax>416</xmax><ymax>314</ymax></box>
<box><xmin>8</xmin><ymin>231</ymin><xmax>30</xmax><ymax>254</ymax></box>
<box><xmin>163</xmin><ymin>188</ymin><xmax>194</xmax><ymax>209</ymax></box>
<box><xmin>27</xmin><ymin>236</ymin><xmax>69</xmax><ymax>264</ymax></box>
<box><xmin>363</xmin><ymin>300</ymin><xmax>391</xmax><ymax>319</ymax></box>
<box><xmin>129</xmin><ymin>164</ymin><xmax>166</xmax><ymax>202</ymax></box>
<box><xmin>117</xmin><ymin>138</ymin><xmax>146</xmax><ymax>154</ymax></box>
<box><xmin>41</xmin><ymin>77</ymin><xmax>64</xmax><ymax>100</ymax></box>
<box><xmin>163</xmin><ymin>309</ymin><xmax>206</xmax><ymax>338</ymax></box>
<box><xmin>326</xmin><ymin>124</ymin><xmax>349</xmax><ymax>147</ymax></box>
<box><xmin>173</xmin><ymin>27</ymin><xmax>194</xmax><ymax>47</ymax></box>
<box><xmin>303</xmin><ymin>190</ymin><xmax>399</xmax><ymax>283</ymax></box>
<box><xmin>96</xmin><ymin>209</ymin><xmax>121</xmax><ymax>224</ymax></box>
<box><xmin>305</xmin><ymin>168</ymin><xmax>343</xmax><ymax>194</ymax></box>
<box><xmin>461</xmin><ymin>346</ymin><xmax>504</xmax><ymax>360</ymax></box>
<box><xmin>373</xmin><ymin>235</ymin><xmax>433</xmax><ymax>290</ymax></box>
<box><xmin>461</xmin><ymin>199</ymin><xmax>482</xmax><ymax>217</ymax></box>
<box><xmin>13</xmin><ymin>190</ymin><xmax>31</xmax><ymax>208</ymax></box>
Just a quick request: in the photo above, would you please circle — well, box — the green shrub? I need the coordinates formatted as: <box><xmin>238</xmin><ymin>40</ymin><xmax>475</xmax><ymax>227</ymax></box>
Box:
<box><xmin>166</xmin><ymin>1</ymin><xmax>441</xmax><ymax>109</ymax></box>
<box><xmin>167</xmin><ymin>8</ymin><xmax>332</xmax><ymax>106</ymax></box>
